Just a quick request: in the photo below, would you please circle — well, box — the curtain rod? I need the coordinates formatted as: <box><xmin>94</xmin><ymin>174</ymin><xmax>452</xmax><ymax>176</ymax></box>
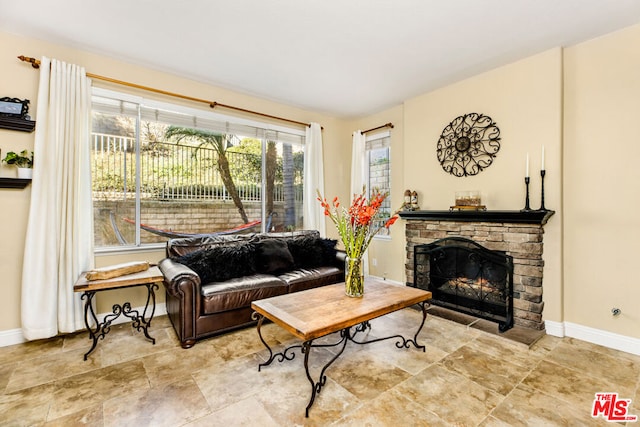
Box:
<box><xmin>362</xmin><ymin>122</ymin><xmax>394</xmax><ymax>134</ymax></box>
<box><xmin>18</xmin><ymin>55</ymin><xmax>313</xmax><ymax>129</ymax></box>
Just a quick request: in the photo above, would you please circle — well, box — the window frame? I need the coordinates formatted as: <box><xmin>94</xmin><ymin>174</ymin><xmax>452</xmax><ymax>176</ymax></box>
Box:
<box><xmin>91</xmin><ymin>87</ymin><xmax>306</xmax><ymax>254</ymax></box>
<box><xmin>364</xmin><ymin>130</ymin><xmax>392</xmax><ymax>240</ymax></box>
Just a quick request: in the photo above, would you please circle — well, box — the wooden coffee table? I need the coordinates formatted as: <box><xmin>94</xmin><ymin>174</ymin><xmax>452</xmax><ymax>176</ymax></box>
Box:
<box><xmin>251</xmin><ymin>279</ymin><xmax>432</xmax><ymax>417</ymax></box>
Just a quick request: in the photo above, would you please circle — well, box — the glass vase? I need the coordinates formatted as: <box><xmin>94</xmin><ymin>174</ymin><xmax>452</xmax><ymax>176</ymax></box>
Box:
<box><xmin>344</xmin><ymin>255</ymin><xmax>364</xmax><ymax>297</ymax></box>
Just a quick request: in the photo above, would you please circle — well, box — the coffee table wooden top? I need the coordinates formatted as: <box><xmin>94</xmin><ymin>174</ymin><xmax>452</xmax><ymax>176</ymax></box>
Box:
<box><xmin>251</xmin><ymin>279</ymin><xmax>432</xmax><ymax>341</ymax></box>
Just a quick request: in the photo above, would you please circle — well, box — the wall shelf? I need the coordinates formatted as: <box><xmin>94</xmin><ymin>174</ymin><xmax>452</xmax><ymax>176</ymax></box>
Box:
<box><xmin>0</xmin><ymin>177</ymin><xmax>32</xmax><ymax>189</ymax></box>
<box><xmin>0</xmin><ymin>117</ymin><xmax>36</xmax><ymax>132</ymax></box>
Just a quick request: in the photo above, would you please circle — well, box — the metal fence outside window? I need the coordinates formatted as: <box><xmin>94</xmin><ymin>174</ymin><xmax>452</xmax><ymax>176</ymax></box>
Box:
<box><xmin>91</xmin><ymin>133</ymin><xmax>302</xmax><ymax>202</ymax></box>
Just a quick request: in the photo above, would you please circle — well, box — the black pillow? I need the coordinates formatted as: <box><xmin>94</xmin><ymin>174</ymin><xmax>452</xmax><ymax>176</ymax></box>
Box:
<box><xmin>255</xmin><ymin>239</ymin><xmax>295</xmax><ymax>274</ymax></box>
<box><xmin>174</xmin><ymin>241</ymin><xmax>256</xmax><ymax>284</ymax></box>
<box><xmin>319</xmin><ymin>238</ymin><xmax>338</xmax><ymax>265</ymax></box>
<box><xmin>287</xmin><ymin>236</ymin><xmax>338</xmax><ymax>268</ymax></box>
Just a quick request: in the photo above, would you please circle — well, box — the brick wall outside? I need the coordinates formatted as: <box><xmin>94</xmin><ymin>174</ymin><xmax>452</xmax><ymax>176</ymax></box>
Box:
<box><xmin>94</xmin><ymin>200</ymin><xmax>301</xmax><ymax>246</ymax></box>
<box><xmin>405</xmin><ymin>220</ymin><xmax>545</xmax><ymax>330</ymax></box>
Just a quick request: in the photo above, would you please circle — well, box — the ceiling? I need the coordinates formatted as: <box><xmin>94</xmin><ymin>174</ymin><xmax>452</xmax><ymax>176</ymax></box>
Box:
<box><xmin>2</xmin><ymin>0</ymin><xmax>640</xmax><ymax>118</ymax></box>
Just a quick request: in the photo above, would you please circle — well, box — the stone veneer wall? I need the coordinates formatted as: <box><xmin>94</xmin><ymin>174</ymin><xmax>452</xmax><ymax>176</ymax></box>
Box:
<box><xmin>404</xmin><ymin>220</ymin><xmax>545</xmax><ymax>330</ymax></box>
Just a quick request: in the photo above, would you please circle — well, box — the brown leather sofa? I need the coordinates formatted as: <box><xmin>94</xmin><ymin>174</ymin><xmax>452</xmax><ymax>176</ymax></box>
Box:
<box><xmin>158</xmin><ymin>230</ymin><xmax>345</xmax><ymax>348</ymax></box>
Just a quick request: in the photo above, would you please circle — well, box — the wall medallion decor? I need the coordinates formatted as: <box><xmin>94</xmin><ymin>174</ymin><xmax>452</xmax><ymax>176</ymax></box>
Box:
<box><xmin>436</xmin><ymin>113</ymin><xmax>501</xmax><ymax>177</ymax></box>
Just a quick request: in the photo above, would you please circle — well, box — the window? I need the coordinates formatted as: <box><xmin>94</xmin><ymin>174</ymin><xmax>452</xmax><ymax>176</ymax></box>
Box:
<box><xmin>366</xmin><ymin>131</ymin><xmax>391</xmax><ymax>236</ymax></box>
<box><xmin>91</xmin><ymin>88</ymin><xmax>305</xmax><ymax>250</ymax></box>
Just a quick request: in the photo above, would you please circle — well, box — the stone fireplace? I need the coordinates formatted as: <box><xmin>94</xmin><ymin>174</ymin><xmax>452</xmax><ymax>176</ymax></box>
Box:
<box><xmin>400</xmin><ymin>210</ymin><xmax>554</xmax><ymax>330</ymax></box>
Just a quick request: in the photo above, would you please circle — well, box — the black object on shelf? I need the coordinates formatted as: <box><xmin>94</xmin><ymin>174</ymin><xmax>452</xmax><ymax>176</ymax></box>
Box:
<box><xmin>0</xmin><ymin>116</ymin><xmax>36</xmax><ymax>132</ymax></box>
<box><xmin>522</xmin><ymin>176</ymin><xmax>531</xmax><ymax>211</ymax></box>
<box><xmin>0</xmin><ymin>178</ymin><xmax>32</xmax><ymax>189</ymax></box>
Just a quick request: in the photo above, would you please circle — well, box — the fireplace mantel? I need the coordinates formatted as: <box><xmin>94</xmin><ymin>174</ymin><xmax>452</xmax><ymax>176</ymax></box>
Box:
<box><xmin>399</xmin><ymin>209</ymin><xmax>555</xmax><ymax>225</ymax></box>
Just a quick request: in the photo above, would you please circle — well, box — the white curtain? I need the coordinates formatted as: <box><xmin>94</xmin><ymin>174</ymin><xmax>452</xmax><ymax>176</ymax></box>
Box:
<box><xmin>351</xmin><ymin>131</ymin><xmax>367</xmax><ymax>197</ymax></box>
<box><xmin>21</xmin><ymin>57</ymin><xmax>94</xmax><ymax>340</ymax></box>
<box><xmin>351</xmin><ymin>130</ymin><xmax>370</xmax><ymax>274</ymax></box>
<box><xmin>303</xmin><ymin>122</ymin><xmax>326</xmax><ymax>235</ymax></box>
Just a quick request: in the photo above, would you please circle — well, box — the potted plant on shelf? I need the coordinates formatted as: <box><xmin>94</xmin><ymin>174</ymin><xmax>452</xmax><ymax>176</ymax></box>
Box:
<box><xmin>2</xmin><ymin>149</ymin><xmax>34</xmax><ymax>179</ymax></box>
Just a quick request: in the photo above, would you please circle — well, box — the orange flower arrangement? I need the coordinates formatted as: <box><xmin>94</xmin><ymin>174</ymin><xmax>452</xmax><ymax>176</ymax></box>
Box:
<box><xmin>317</xmin><ymin>188</ymin><xmax>399</xmax><ymax>260</ymax></box>
<box><xmin>318</xmin><ymin>188</ymin><xmax>399</xmax><ymax>296</ymax></box>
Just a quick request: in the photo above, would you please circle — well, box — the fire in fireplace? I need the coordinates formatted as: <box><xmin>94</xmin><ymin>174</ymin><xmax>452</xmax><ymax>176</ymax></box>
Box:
<box><xmin>413</xmin><ymin>237</ymin><xmax>514</xmax><ymax>332</ymax></box>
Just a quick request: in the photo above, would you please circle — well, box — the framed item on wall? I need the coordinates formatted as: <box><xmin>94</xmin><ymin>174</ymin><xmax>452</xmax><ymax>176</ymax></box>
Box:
<box><xmin>436</xmin><ymin>112</ymin><xmax>501</xmax><ymax>177</ymax></box>
<box><xmin>0</xmin><ymin>97</ymin><xmax>30</xmax><ymax>119</ymax></box>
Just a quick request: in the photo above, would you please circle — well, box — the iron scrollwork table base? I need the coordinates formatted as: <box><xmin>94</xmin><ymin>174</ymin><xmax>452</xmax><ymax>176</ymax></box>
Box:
<box><xmin>73</xmin><ymin>266</ymin><xmax>163</xmax><ymax>360</ymax></box>
<box><xmin>254</xmin><ymin>300</ymin><xmax>429</xmax><ymax>417</ymax></box>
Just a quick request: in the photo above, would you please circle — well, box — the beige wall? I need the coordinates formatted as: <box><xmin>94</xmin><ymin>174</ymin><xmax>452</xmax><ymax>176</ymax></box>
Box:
<box><xmin>2</xmin><ymin>22</ymin><xmax>639</xmax><ymax>344</ymax></box>
<box><xmin>360</xmin><ymin>24</ymin><xmax>640</xmax><ymax>341</ymax></box>
<box><xmin>402</xmin><ymin>48</ymin><xmax>564</xmax><ymax>324</ymax></box>
<box><xmin>0</xmin><ymin>30</ymin><xmax>350</xmax><ymax>331</ymax></box>
<box><xmin>349</xmin><ymin>104</ymin><xmax>405</xmax><ymax>281</ymax></box>
<box><xmin>563</xmin><ymin>24</ymin><xmax>640</xmax><ymax>338</ymax></box>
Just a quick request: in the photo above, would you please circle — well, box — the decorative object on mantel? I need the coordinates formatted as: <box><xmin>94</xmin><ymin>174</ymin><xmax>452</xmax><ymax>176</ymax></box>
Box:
<box><xmin>522</xmin><ymin>152</ymin><xmax>531</xmax><ymax>211</ymax></box>
<box><xmin>317</xmin><ymin>188</ymin><xmax>399</xmax><ymax>297</ymax></box>
<box><xmin>451</xmin><ymin>190</ymin><xmax>486</xmax><ymax>211</ymax></box>
<box><xmin>2</xmin><ymin>149</ymin><xmax>33</xmax><ymax>179</ymax></box>
<box><xmin>403</xmin><ymin>189</ymin><xmax>412</xmax><ymax>210</ymax></box>
<box><xmin>402</xmin><ymin>189</ymin><xmax>420</xmax><ymax>211</ymax></box>
<box><xmin>521</xmin><ymin>147</ymin><xmax>549</xmax><ymax>212</ymax></box>
<box><xmin>411</xmin><ymin>191</ymin><xmax>420</xmax><ymax>210</ymax></box>
<box><xmin>539</xmin><ymin>145</ymin><xmax>547</xmax><ymax>211</ymax></box>
<box><xmin>437</xmin><ymin>113</ymin><xmax>501</xmax><ymax>177</ymax></box>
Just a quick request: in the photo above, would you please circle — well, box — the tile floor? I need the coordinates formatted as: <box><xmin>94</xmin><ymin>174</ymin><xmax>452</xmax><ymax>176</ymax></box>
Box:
<box><xmin>1</xmin><ymin>308</ymin><xmax>639</xmax><ymax>426</ymax></box>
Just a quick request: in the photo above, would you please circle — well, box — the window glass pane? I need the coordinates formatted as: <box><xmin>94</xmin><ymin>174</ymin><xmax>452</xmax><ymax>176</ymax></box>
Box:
<box><xmin>263</xmin><ymin>141</ymin><xmax>304</xmax><ymax>232</ymax></box>
<box><xmin>91</xmin><ymin>91</ymin><xmax>306</xmax><ymax>250</ymax></box>
<box><xmin>92</xmin><ymin>112</ymin><xmax>138</xmax><ymax>247</ymax></box>
<box><xmin>368</xmin><ymin>146</ymin><xmax>391</xmax><ymax>236</ymax></box>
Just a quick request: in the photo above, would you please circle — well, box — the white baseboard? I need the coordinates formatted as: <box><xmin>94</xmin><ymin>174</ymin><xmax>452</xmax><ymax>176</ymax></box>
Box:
<box><xmin>0</xmin><ymin>302</ymin><xmax>166</xmax><ymax>348</ymax></box>
<box><xmin>367</xmin><ymin>275</ymin><xmax>403</xmax><ymax>286</ymax></box>
<box><xmin>544</xmin><ymin>319</ymin><xmax>565</xmax><ymax>337</ymax></box>
<box><xmin>545</xmin><ymin>320</ymin><xmax>640</xmax><ymax>356</ymax></box>
<box><xmin>0</xmin><ymin>328</ymin><xmax>26</xmax><ymax>347</ymax></box>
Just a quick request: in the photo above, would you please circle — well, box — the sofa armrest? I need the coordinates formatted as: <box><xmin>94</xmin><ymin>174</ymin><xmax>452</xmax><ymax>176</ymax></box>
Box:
<box><xmin>335</xmin><ymin>250</ymin><xmax>347</xmax><ymax>268</ymax></box>
<box><xmin>158</xmin><ymin>257</ymin><xmax>201</xmax><ymax>348</ymax></box>
<box><xmin>158</xmin><ymin>258</ymin><xmax>200</xmax><ymax>295</ymax></box>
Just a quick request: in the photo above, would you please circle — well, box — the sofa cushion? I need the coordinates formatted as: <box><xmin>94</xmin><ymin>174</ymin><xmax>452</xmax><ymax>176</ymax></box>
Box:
<box><xmin>173</xmin><ymin>240</ymin><xmax>256</xmax><ymax>284</ymax></box>
<box><xmin>278</xmin><ymin>266</ymin><xmax>344</xmax><ymax>293</ymax></box>
<box><xmin>201</xmin><ymin>274</ymin><xmax>287</xmax><ymax>314</ymax></box>
<box><xmin>287</xmin><ymin>235</ymin><xmax>338</xmax><ymax>269</ymax></box>
<box><xmin>255</xmin><ymin>239</ymin><xmax>295</xmax><ymax>274</ymax></box>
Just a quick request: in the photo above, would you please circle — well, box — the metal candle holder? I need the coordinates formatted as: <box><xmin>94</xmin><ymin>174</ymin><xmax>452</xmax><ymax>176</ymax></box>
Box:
<box><xmin>521</xmin><ymin>177</ymin><xmax>531</xmax><ymax>211</ymax></box>
<box><xmin>539</xmin><ymin>169</ymin><xmax>547</xmax><ymax>211</ymax></box>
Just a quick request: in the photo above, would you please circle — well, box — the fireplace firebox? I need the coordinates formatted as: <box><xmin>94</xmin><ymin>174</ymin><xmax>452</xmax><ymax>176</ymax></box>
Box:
<box><xmin>413</xmin><ymin>237</ymin><xmax>514</xmax><ymax>332</ymax></box>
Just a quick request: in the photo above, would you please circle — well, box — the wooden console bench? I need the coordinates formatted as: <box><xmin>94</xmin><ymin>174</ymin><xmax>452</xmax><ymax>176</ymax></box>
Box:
<box><xmin>73</xmin><ymin>266</ymin><xmax>163</xmax><ymax>360</ymax></box>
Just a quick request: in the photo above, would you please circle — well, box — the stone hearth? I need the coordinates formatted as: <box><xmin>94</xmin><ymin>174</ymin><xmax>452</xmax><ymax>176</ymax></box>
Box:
<box><xmin>400</xmin><ymin>210</ymin><xmax>554</xmax><ymax>330</ymax></box>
